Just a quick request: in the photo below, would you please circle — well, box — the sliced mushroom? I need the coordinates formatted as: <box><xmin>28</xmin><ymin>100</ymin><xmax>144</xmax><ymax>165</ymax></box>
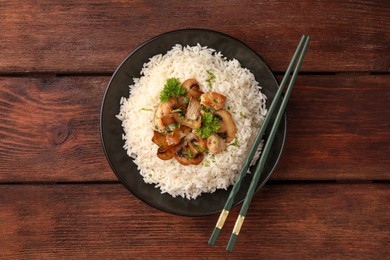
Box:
<box><xmin>160</xmin><ymin>114</ymin><xmax>175</xmax><ymax>126</ymax></box>
<box><xmin>166</xmin><ymin>125</ymin><xmax>190</xmax><ymax>146</ymax></box>
<box><xmin>153</xmin><ymin>131</ymin><xmax>178</xmax><ymax>160</ymax></box>
<box><xmin>200</xmin><ymin>92</ymin><xmax>226</xmax><ymax>110</ymax></box>
<box><xmin>207</xmin><ymin>134</ymin><xmax>227</xmax><ymax>154</ymax></box>
<box><xmin>174</xmin><ymin>145</ymin><xmax>192</xmax><ymax>166</ymax></box>
<box><xmin>186</xmin><ymin>132</ymin><xmax>207</xmax><ymax>155</ymax></box>
<box><xmin>214</xmin><ymin>109</ymin><xmax>237</xmax><ymax>143</ymax></box>
<box><xmin>152</xmin><ymin>131</ymin><xmax>169</xmax><ymax>149</ymax></box>
<box><xmin>189</xmin><ymin>153</ymin><xmax>204</xmax><ymax>165</ymax></box>
<box><xmin>173</xmin><ymin>98</ymin><xmax>202</xmax><ymax>129</ymax></box>
<box><xmin>154</xmin><ymin>97</ymin><xmax>179</xmax><ymax>132</ymax></box>
<box><xmin>157</xmin><ymin>146</ymin><xmax>177</xmax><ymax>160</ymax></box>
<box><xmin>182</xmin><ymin>79</ymin><xmax>203</xmax><ymax>99</ymax></box>
<box><xmin>173</xmin><ymin>112</ymin><xmax>201</xmax><ymax>130</ymax></box>
<box><xmin>177</xmin><ymin>96</ymin><xmax>190</xmax><ymax>111</ymax></box>
<box><xmin>185</xmin><ymin>98</ymin><xmax>201</xmax><ymax>121</ymax></box>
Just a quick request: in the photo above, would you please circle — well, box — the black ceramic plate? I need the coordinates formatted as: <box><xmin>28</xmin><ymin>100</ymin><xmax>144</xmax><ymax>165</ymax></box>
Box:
<box><xmin>100</xmin><ymin>28</ymin><xmax>286</xmax><ymax>216</ymax></box>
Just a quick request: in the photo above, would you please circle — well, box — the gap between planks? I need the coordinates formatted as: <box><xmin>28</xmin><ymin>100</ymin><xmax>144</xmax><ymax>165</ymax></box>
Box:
<box><xmin>0</xmin><ymin>180</ymin><xmax>389</xmax><ymax>186</ymax></box>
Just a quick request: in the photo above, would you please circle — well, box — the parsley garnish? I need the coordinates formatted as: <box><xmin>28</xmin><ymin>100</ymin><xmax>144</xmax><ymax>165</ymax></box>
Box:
<box><xmin>160</xmin><ymin>78</ymin><xmax>186</xmax><ymax>102</ymax></box>
<box><xmin>229</xmin><ymin>138</ymin><xmax>239</xmax><ymax>147</ymax></box>
<box><xmin>171</xmin><ymin>108</ymin><xmax>182</xmax><ymax>113</ymax></box>
<box><xmin>196</xmin><ymin>112</ymin><xmax>220</xmax><ymax>138</ymax></box>
<box><xmin>140</xmin><ymin>107</ymin><xmax>152</xmax><ymax>111</ymax></box>
<box><xmin>185</xmin><ymin>149</ymin><xmax>194</xmax><ymax>159</ymax></box>
<box><xmin>240</xmin><ymin>111</ymin><xmax>248</xmax><ymax>119</ymax></box>
<box><xmin>206</xmin><ymin>70</ymin><xmax>216</xmax><ymax>90</ymax></box>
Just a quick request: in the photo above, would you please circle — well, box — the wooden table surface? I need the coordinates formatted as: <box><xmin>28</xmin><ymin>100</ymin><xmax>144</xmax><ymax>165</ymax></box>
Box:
<box><xmin>1</xmin><ymin>1</ymin><xmax>389</xmax><ymax>258</ymax></box>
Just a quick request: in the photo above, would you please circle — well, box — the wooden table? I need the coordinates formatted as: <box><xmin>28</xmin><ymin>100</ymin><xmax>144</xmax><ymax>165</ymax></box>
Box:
<box><xmin>1</xmin><ymin>1</ymin><xmax>389</xmax><ymax>258</ymax></box>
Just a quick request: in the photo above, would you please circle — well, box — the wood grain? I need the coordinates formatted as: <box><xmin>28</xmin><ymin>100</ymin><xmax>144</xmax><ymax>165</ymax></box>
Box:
<box><xmin>0</xmin><ymin>0</ymin><xmax>389</xmax><ymax>73</ymax></box>
<box><xmin>274</xmin><ymin>74</ymin><xmax>390</xmax><ymax>180</ymax></box>
<box><xmin>0</xmin><ymin>76</ymin><xmax>113</xmax><ymax>181</ymax></box>
<box><xmin>0</xmin><ymin>183</ymin><xmax>388</xmax><ymax>258</ymax></box>
<box><xmin>0</xmin><ymin>75</ymin><xmax>388</xmax><ymax>182</ymax></box>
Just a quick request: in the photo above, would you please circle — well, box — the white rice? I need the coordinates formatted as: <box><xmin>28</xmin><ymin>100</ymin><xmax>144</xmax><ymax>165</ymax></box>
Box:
<box><xmin>117</xmin><ymin>44</ymin><xmax>267</xmax><ymax>200</ymax></box>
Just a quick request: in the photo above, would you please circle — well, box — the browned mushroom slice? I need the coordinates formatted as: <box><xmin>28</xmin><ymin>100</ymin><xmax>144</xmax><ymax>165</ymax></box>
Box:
<box><xmin>166</xmin><ymin>125</ymin><xmax>190</xmax><ymax>146</ymax></box>
<box><xmin>173</xmin><ymin>98</ymin><xmax>202</xmax><ymax>129</ymax></box>
<box><xmin>154</xmin><ymin>97</ymin><xmax>179</xmax><ymax>132</ymax></box>
<box><xmin>182</xmin><ymin>79</ymin><xmax>204</xmax><ymax>99</ymax></box>
<box><xmin>174</xmin><ymin>146</ymin><xmax>192</xmax><ymax>166</ymax></box>
<box><xmin>189</xmin><ymin>153</ymin><xmax>204</xmax><ymax>165</ymax></box>
<box><xmin>177</xmin><ymin>96</ymin><xmax>190</xmax><ymax>111</ymax></box>
<box><xmin>160</xmin><ymin>114</ymin><xmax>175</xmax><ymax>126</ymax></box>
<box><xmin>207</xmin><ymin>134</ymin><xmax>227</xmax><ymax>154</ymax></box>
<box><xmin>182</xmin><ymin>117</ymin><xmax>201</xmax><ymax>129</ymax></box>
<box><xmin>186</xmin><ymin>132</ymin><xmax>207</xmax><ymax>155</ymax></box>
<box><xmin>185</xmin><ymin>98</ymin><xmax>201</xmax><ymax>121</ymax></box>
<box><xmin>152</xmin><ymin>131</ymin><xmax>169</xmax><ymax>149</ymax></box>
<box><xmin>200</xmin><ymin>92</ymin><xmax>226</xmax><ymax>110</ymax></box>
<box><xmin>157</xmin><ymin>146</ymin><xmax>176</xmax><ymax>160</ymax></box>
<box><xmin>214</xmin><ymin>109</ymin><xmax>237</xmax><ymax>143</ymax></box>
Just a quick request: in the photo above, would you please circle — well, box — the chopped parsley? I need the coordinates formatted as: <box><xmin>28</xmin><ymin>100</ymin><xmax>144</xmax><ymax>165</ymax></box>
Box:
<box><xmin>160</xmin><ymin>78</ymin><xmax>186</xmax><ymax>102</ymax></box>
<box><xmin>140</xmin><ymin>107</ymin><xmax>152</xmax><ymax>111</ymax></box>
<box><xmin>196</xmin><ymin>112</ymin><xmax>220</xmax><ymax>138</ymax></box>
<box><xmin>203</xmin><ymin>160</ymin><xmax>210</xmax><ymax>167</ymax></box>
<box><xmin>229</xmin><ymin>138</ymin><xmax>239</xmax><ymax>147</ymax></box>
<box><xmin>185</xmin><ymin>149</ymin><xmax>194</xmax><ymax>159</ymax></box>
<box><xmin>171</xmin><ymin>108</ymin><xmax>182</xmax><ymax>113</ymax></box>
<box><xmin>206</xmin><ymin>70</ymin><xmax>216</xmax><ymax>90</ymax></box>
<box><xmin>240</xmin><ymin>111</ymin><xmax>248</xmax><ymax>119</ymax></box>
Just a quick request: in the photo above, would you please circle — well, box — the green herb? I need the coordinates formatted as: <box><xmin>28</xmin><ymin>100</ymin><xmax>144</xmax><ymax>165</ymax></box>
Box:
<box><xmin>240</xmin><ymin>111</ymin><xmax>248</xmax><ymax>119</ymax></box>
<box><xmin>194</xmin><ymin>143</ymin><xmax>205</xmax><ymax>152</ymax></box>
<box><xmin>149</xmin><ymin>174</ymin><xmax>152</xmax><ymax>177</ymax></box>
<box><xmin>203</xmin><ymin>160</ymin><xmax>210</xmax><ymax>167</ymax></box>
<box><xmin>206</xmin><ymin>70</ymin><xmax>216</xmax><ymax>90</ymax></box>
<box><xmin>201</xmin><ymin>104</ymin><xmax>208</xmax><ymax>112</ymax></box>
<box><xmin>160</xmin><ymin>78</ymin><xmax>186</xmax><ymax>102</ymax></box>
<box><xmin>140</xmin><ymin>107</ymin><xmax>153</xmax><ymax>111</ymax></box>
<box><xmin>229</xmin><ymin>138</ymin><xmax>239</xmax><ymax>147</ymax></box>
<box><xmin>196</xmin><ymin>112</ymin><xmax>220</xmax><ymax>138</ymax></box>
<box><xmin>185</xmin><ymin>149</ymin><xmax>194</xmax><ymax>159</ymax></box>
<box><xmin>171</xmin><ymin>108</ymin><xmax>182</xmax><ymax>113</ymax></box>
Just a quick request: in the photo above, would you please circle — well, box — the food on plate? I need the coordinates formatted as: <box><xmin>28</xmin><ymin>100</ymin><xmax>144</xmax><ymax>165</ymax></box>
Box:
<box><xmin>152</xmin><ymin>78</ymin><xmax>237</xmax><ymax>166</ymax></box>
<box><xmin>117</xmin><ymin>44</ymin><xmax>267</xmax><ymax>199</ymax></box>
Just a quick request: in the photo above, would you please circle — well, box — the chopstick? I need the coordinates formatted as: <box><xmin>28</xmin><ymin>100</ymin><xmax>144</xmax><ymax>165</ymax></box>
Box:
<box><xmin>208</xmin><ymin>35</ymin><xmax>311</xmax><ymax>251</ymax></box>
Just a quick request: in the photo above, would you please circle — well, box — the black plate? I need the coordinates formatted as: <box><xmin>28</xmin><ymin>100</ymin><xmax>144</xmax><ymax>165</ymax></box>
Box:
<box><xmin>100</xmin><ymin>28</ymin><xmax>286</xmax><ymax>216</ymax></box>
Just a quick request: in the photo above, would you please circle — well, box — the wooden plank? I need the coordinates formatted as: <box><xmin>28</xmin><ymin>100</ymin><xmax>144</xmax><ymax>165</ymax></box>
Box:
<box><xmin>0</xmin><ymin>183</ymin><xmax>388</xmax><ymax>258</ymax></box>
<box><xmin>0</xmin><ymin>75</ymin><xmax>389</xmax><ymax>182</ymax></box>
<box><xmin>0</xmin><ymin>0</ymin><xmax>389</xmax><ymax>73</ymax></box>
<box><xmin>274</xmin><ymin>74</ymin><xmax>390</xmax><ymax>180</ymax></box>
<box><xmin>0</xmin><ymin>76</ymin><xmax>113</xmax><ymax>181</ymax></box>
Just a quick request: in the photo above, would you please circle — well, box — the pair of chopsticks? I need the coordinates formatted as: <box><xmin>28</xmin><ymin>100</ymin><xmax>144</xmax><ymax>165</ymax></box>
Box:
<box><xmin>208</xmin><ymin>35</ymin><xmax>311</xmax><ymax>252</ymax></box>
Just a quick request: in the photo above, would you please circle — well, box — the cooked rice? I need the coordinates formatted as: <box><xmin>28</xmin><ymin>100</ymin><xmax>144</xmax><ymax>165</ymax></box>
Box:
<box><xmin>117</xmin><ymin>44</ymin><xmax>267</xmax><ymax>199</ymax></box>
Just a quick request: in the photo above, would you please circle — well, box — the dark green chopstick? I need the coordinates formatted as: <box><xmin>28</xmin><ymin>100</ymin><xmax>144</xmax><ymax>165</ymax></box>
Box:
<box><xmin>226</xmin><ymin>36</ymin><xmax>310</xmax><ymax>252</ymax></box>
<box><xmin>208</xmin><ymin>35</ymin><xmax>309</xmax><ymax>247</ymax></box>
